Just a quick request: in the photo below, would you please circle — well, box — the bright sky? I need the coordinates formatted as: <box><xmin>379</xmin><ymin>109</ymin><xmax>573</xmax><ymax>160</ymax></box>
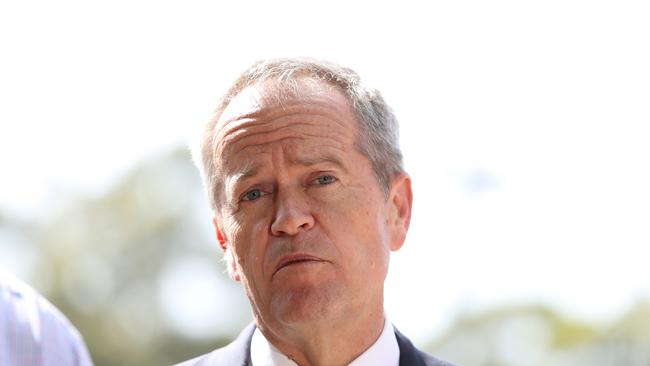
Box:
<box><xmin>1</xmin><ymin>0</ymin><xmax>649</xmax><ymax>344</ymax></box>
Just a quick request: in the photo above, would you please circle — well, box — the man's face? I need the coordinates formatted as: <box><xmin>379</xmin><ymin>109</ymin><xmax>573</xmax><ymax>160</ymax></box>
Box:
<box><xmin>211</xmin><ymin>81</ymin><xmax>412</xmax><ymax>330</ymax></box>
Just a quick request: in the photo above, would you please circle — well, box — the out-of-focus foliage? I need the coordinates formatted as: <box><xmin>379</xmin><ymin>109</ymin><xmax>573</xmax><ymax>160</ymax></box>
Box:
<box><xmin>0</xmin><ymin>148</ymin><xmax>251</xmax><ymax>365</ymax></box>
<box><xmin>428</xmin><ymin>302</ymin><xmax>650</xmax><ymax>366</ymax></box>
<box><xmin>1</xmin><ymin>148</ymin><xmax>648</xmax><ymax>365</ymax></box>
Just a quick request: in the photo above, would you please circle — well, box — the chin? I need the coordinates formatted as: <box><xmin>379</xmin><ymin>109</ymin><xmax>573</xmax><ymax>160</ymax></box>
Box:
<box><xmin>271</xmin><ymin>282</ymin><xmax>344</xmax><ymax>325</ymax></box>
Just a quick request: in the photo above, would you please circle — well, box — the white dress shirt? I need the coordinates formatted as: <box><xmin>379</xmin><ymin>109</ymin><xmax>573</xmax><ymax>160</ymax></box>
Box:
<box><xmin>250</xmin><ymin>315</ymin><xmax>400</xmax><ymax>366</ymax></box>
<box><xmin>0</xmin><ymin>270</ymin><xmax>94</xmax><ymax>366</ymax></box>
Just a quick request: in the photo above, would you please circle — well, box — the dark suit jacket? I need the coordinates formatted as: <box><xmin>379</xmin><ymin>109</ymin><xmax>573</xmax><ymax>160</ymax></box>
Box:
<box><xmin>175</xmin><ymin>323</ymin><xmax>455</xmax><ymax>366</ymax></box>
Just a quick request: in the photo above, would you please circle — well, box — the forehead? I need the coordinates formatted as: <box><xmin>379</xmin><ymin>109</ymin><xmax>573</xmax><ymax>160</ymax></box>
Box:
<box><xmin>217</xmin><ymin>79</ymin><xmax>353</xmax><ymax>130</ymax></box>
<box><xmin>213</xmin><ymin>81</ymin><xmax>359</xmax><ymax>166</ymax></box>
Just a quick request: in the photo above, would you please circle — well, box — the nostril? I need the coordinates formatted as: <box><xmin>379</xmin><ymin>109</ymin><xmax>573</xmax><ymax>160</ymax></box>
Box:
<box><xmin>270</xmin><ymin>212</ymin><xmax>314</xmax><ymax>236</ymax></box>
<box><xmin>270</xmin><ymin>192</ymin><xmax>315</xmax><ymax>236</ymax></box>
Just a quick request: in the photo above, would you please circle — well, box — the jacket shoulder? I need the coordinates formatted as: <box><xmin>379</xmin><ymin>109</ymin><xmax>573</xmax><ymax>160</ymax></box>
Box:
<box><xmin>394</xmin><ymin>325</ymin><xmax>458</xmax><ymax>366</ymax></box>
<box><xmin>418</xmin><ymin>350</ymin><xmax>457</xmax><ymax>366</ymax></box>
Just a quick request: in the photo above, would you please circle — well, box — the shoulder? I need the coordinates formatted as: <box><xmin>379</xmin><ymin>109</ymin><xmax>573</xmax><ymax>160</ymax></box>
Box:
<box><xmin>0</xmin><ymin>271</ymin><xmax>94</xmax><ymax>366</ymax></box>
<box><xmin>418</xmin><ymin>351</ymin><xmax>457</xmax><ymax>366</ymax></box>
<box><xmin>174</xmin><ymin>323</ymin><xmax>256</xmax><ymax>366</ymax></box>
<box><xmin>2</xmin><ymin>271</ymin><xmax>73</xmax><ymax>335</ymax></box>
<box><xmin>393</xmin><ymin>325</ymin><xmax>458</xmax><ymax>366</ymax></box>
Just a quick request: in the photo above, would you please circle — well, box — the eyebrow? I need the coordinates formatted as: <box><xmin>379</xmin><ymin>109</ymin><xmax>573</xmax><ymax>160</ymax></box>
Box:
<box><xmin>228</xmin><ymin>164</ymin><xmax>259</xmax><ymax>190</ymax></box>
<box><xmin>228</xmin><ymin>154</ymin><xmax>348</xmax><ymax>188</ymax></box>
<box><xmin>290</xmin><ymin>154</ymin><xmax>347</xmax><ymax>170</ymax></box>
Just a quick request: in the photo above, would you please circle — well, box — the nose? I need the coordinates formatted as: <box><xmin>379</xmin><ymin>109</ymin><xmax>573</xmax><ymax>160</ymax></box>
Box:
<box><xmin>270</xmin><ymin>189</ymin><xmax>315</xmax><ymax>236</ymax></box>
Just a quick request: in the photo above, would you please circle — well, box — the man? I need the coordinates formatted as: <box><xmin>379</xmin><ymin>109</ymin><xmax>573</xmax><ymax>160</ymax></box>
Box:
<box><xmin>0</xmin><ymin>270</ymin><xmax>94</xmax><ymax>366</ymax></box>
<box><xmin>179</xmin><ymin>58</ymin><xmax>455</xmax><ymax>366</ymax></box>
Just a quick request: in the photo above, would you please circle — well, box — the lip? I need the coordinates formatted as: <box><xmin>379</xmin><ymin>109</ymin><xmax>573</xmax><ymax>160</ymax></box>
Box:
<box><xmin>273</xmin><ymin>253</ymin><xmax>326</xmax><ymax>276</ymax></box>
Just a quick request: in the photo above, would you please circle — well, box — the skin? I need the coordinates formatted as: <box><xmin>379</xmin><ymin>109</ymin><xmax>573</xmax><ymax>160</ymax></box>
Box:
<box><xmin>211</xmin><ymin>80</ymin><xmax>413</xmax><ymax>366</ymax></box>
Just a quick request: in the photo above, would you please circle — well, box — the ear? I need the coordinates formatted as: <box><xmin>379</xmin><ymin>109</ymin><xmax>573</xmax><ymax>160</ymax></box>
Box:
<box><xmin>387</xmin><ymin>173</ymin><xmax>413</xmax><ymax>251</ymax></box>
<box><xmin>212</xmin><ymin>217</ymin><xmax>241</xmax><ymax>282</ymax></box>
<box><xmin>213</xmin><ymin>217</ymin><xmax>227</xmax><ymax>250</ymax></box>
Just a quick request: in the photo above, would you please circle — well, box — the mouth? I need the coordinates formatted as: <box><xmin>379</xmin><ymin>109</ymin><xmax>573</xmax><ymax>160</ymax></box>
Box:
<box><xmin>274</xmin><ymin>254</ymin><xmax>325</xmax><ymax>276</ymax></box>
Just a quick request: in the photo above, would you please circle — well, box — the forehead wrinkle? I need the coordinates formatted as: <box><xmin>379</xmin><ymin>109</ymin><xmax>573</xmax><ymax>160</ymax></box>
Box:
<box><xmin>224</xmin><ymin>139</ymin><xmax>351</xmax><ymax>187</ymax></box>
<box><xmin>230</xmin><ymin>129</ymin><xmax>349</xmax><ymax>158</ymax></box>
<box><xmin>223</xmin><ymin>107</ymin><xmax>351</xmax><ymax>140</ymax></box>
<box><xmin>217</xmin><ymin>96</ymin><xmax>354</xmax><ymax>140</ymax></box>
<box><xmin>214</xmin><ymin>87</ymin><xmax>358</xmax><ymax>158</ymax></box>
<box><xmin>216</xmin><ymin>114</ymin><xmax>349</xmax><ymax>161</ymax></box>
<box><xmin>220</xmin><ymin>115</ymin><xmax>350</xmax><ymax>160</ymax></box>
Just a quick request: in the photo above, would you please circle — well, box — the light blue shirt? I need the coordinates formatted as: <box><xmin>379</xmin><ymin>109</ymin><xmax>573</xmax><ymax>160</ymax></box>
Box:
<box><xmin>0</xmin><ymin>270</ymin><xmax>94</xmax><ymax>366</ymax></box>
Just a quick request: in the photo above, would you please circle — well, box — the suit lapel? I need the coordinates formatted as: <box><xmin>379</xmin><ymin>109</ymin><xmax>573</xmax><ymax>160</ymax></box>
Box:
<box><xmin>394</xmin><ymin>326</ymin><xmax>427</xmax><ymax>366</ymax></box>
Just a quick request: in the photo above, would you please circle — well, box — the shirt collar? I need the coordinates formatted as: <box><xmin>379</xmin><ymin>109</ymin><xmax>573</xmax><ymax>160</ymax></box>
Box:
<box><xmin>250</xmin><ymin>315</ymin><xmax>400</xmax><ymax>366</ymax></box>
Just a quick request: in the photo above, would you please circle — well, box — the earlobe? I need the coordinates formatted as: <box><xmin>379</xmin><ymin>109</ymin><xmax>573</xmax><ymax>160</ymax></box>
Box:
<box><xmin>388</xmin><ymin>173</ymin><xmax>413</xmax><ymax>251</ymax></box>
<box><xmin>225</xmin><ymin>251</ymin><xmax>241</xmax><ymax>282</ymax></box>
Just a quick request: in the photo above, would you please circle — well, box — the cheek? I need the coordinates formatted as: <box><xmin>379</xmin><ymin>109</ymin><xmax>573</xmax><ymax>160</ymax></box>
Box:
<box><xmin>229</xmin><ymin>211</ymin><xmax>271</xmax><ymax>275</ymax></box>
<box><xmin>330</xmin><ymin>193</ymin><xmax>387</xmax><ymax>237</ymax></box>
<box><xmin>320</xmin><ymin>197</ymin><xmax>389</xmax><ymax>259</ymax></box>
<box><xmin>222</xmin><ymin>219</ymin><xmax>246</xmax><ymax>268</ymax></box>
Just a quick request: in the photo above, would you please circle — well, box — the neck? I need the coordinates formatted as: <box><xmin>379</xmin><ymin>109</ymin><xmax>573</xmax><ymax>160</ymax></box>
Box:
<box><xmin>258</xmin><ymin>302</ymin><xmax>385</xmax><ymax>366</ymax></box>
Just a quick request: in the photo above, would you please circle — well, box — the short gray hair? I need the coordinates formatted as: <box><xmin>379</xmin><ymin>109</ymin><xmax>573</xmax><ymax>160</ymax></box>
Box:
<box><xmin>194</xmin><ymin>58</ymin><xmax>404</xmax><ymax>210</ymax></box>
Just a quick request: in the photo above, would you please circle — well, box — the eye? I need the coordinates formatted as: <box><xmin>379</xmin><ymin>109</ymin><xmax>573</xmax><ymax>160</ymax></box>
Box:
<box><xmin>315</xmin><ymin>175</ymin><xmax>337</xmax><ymax>185</ymax></box>
<box><xmin>241</xmin><ymin>189</ymin><xmax>263</xmax><ymax>201</ymax></box>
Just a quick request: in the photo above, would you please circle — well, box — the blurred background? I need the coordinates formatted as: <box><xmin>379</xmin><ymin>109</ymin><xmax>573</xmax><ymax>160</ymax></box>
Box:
<box><xmin>1</xmin><ymin>1</ymin><xmax>649</xmax><ymax>365</ymax></box>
